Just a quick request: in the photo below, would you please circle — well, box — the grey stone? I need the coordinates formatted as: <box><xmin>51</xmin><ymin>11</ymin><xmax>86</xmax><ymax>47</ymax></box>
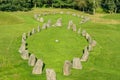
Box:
<box><xmin>72</xmin><ymin>57</ymin><xmax>82</xmax><ymax>69</ymax></box>
<box><xmin>72</xmin><ymin>14</ymin><xmax>76</xmax><ymax>16</ymax></box>
<box><xmin>40</xmin><ymin>17</ymin><xmax>44</xmax><ymax>22</ymax></box>
<box><xmin>21</xmin><ymin>50</ymin><xmax>29</xmax><ymax>60</ymax></box>
<box><xmin>90</xmin><ymin>40</ymin><xmax>97</xmax><ymax>47</ymax></box>
<box><xmin>72</xmin><ymin>24</ymin><xmax>77</xmax><ymax>32</ymax></box>
<box><xmin>34</xmin><ymin>14</ymin><xmax>38</xmax><ymax>19</ymax></box>
<box><xmin>67</xmin><ymin>20</ymin><xmax>73</xmax><ymax>30</ymax></box>
<box><xmin>56</xmin><ymin>18</ymin><xmax>62</xmax><ymax>27</ymax></box>
<box><xmin>85</xmin><ymin>33</ymin><xmax>90</xmax><ymax>40</ymax></box>
<box><xmin>47</xmin><ymin>20</ymin><xmax>52</xmax><ymax>28</ymax></box>
<box><xmin>46</xmin><ymin>69</ymin><xmax>56</xmax><ymax>80</ymax></box>
<box><xmin>37</xmin><ymin>25</ymin><xmax>40</xmax><ymax>32</ymax></box>
<box><xmin>88</xmin><ymin>36</ymin><xmax>92</xmax><ymax>44</ymax></box>
<box><xmin>42</xmin><ymin>23</ymin><xmax>47</xmax><ymax>29</ymax></box>
<box><xmin>22</xmin><ymin>33</ymin><xmax>26</xmax><ymax>40</ymax></box>
<box><xmin>32</xmin><ymin>59</ymin><xmax>43</xmax><ymax>74</ymax></box>
<box><xmin>63</xmin><ymin>60</ymin><xmax>71</xmax><ymax>76</ymax></box>
<box><xmin>19</xmin><ymin>43</ymin><xmax>26</xmax><ymax>53</ymax></box>
<box><xmin>81</xmin><ymin>46</ymin><xmax>89</xmax><ymax>62</ymax></box>
<box><xmin>32</xmin><ymin>28</ymin><xmax>35</xmax><ymax>34</ymax></box>
<box><xmin>28</xmin><ymin>54</ymin><xmax>36</xmax><ymax>66</ymax></box>
<box><xmin>87</xmin><ymin>44</ymin><xmax>93</xmax><ymax>51</ymax></box>
<box><xmin>78</xmin><ymin>28</ymin><xmax>81</xmax><ymax>34</ymax></box>
<box><xmin>82</xmin><ymin>30</ymin><xmax>86</xmax><ymax>37</ymax></box>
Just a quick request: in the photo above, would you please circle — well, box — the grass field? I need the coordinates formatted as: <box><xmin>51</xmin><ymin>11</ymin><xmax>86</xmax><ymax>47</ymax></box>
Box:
<box><xmin>0</xmin><ymin>8</ymin><xmax>120</xmax><ymax>80</ymax></box>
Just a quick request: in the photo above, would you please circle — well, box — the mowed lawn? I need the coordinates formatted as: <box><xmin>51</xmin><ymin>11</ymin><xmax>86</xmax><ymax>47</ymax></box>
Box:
<box><xmin>0</xmin><ymin>8</ymin><xmax>120</xmax><ymax>80</ymax></box>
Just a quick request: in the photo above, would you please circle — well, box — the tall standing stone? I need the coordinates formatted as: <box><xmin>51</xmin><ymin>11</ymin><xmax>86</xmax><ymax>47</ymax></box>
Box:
<box><xmin>72</xmin><ymin>58</ymin><xmax>82</xmax><ymax>69</ymax></box>
<box><xmin>37</xmin><ymin>25</ymin><xmax>40</xmax><ymax>32</ymax></box>
<box><xmin>82</xmin><ymin>30</ymin><xmax>86</xmax><ymax>37</ymax></box>
<box><xmin>85</xmin><ymin>33</ymin><xmax>90</xmax><ymax>40</ymax></box>
<box><xmin>67</xmin><ymin>20</ymin><xmax>73</xmax><ymax>30</ymax></box>
<box><xmin>88</xmin><ymin>36</ymin><xmax>92</xmax><ymax>43</ymax></box>
<box><xmin>22</xmin><ymin>33</ymin><xmax>27</xmax><ymax>40</ymax></box>
<box><xmin>46</xmin><ymin>69</ymin><xmax>56</xmax><ymax>80</ymax></box>
<box><xmin>19</xmin><ymin>43</ymin><xmax>26</xmax><ymax>53</ymax></box>
<box><xmin>63</xmin><ymin>60</ymin><xmax>71</xmax><ymax>76</ymax></box>
<box><xmin>81</xmin><ymin>46</ymin><xmax>89</xmax><ymax>62</ymax></box>
<box><xmin>56</xmin><ymin>18</ymin><xmax>62</xmax><ymax>27</ymax></box>
<box><xmin>78</xmin><ymin>28</ymin><xmax>81</xmax><ymax>34</ymax></box>
<box><xmin>28</xmin><ymin>54</ymin><xmax>36</xmax><ymax>66</ymax></box>
<box><xmin>72</xmin><ymin>24</ymin><xmax>77</xmax><ymax>32</ymax></box>
<box><xmin>32</xmin><ymin>59</ymin><xmax>43</xmax><ymax>74</ymax></box>
<box><xmin>40</xmin><ymin>17</ymin><xmax>44</xmax><ymax>22</ymax></box>
<box><xmin>32</xmin><ymin>28</ymin><xmax>35</xmax><ymax>34</ymax></box>
<box><xmin>21</xmin><ymin>50</ymin><xmax>29</xmax><ymax>60</ymax></box>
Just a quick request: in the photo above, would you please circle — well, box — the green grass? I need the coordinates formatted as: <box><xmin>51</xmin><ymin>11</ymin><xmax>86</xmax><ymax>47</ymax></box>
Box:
<box><xmin>0</xmin><ymin>8</ymin><xmax>120</xmax><ymax>80</ymax></box>
<box><xmin>102</xmin><ymin>14</ymin><xmax>120</xmax><ymax>20</ymax></box>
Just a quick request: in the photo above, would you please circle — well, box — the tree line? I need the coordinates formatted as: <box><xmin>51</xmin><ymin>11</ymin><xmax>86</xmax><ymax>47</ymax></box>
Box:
<box><xmin>0</xmin><ymin>0</ymin><xmax>120</xmax><ymax>14</ymax></box>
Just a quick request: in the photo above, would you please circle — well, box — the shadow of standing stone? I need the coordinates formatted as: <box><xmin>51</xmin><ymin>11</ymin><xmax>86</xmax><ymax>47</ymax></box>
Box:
<box><xmin>46</xmin><ymin>69</ymin><xmax>56</xmax><ymax>80</ymax></box>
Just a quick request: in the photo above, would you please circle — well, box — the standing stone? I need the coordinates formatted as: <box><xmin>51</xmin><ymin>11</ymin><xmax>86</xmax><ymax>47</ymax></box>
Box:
<box><xmin>85</xmin><ymin>33</ymin><xmax>90</xmax><ymax>40</ymax></box>
<box><xmin>88</xmin><ymin>36</ymin><xmax>92</xmax><ymax>43</ymax></box>
<box><xmin>40</xmin><ymin>17</ymin><xmax>44</xmax><ymax>22</ymax></box>
<box><xmin>72</xmin><ymin>58</ymin><xmax>82</xmax><ymax>69</ymax></box>
<box><xmin>22</xmin><ymin>33</ymin><xmax>27</xmax><ymax>40</ymax></box>
<box><xmin>32</xmin><ymin>28</ymin><xmax>35</xmax><ymax>34</ymax></box>
<box><xmin>60</xmin><ymin>11</ymin><xmax>63</xmax><ymax>14</ymax></box>
<box><xmin>78</xmin><ymin>28</ymin><xmax>81</xmax><ymax>34</ymax></box>
<box><xmin>56</xmin><ymin>18</ymin><xmax>62</xmax><ymax>27</ymax></box>
<box><xmin>21</xmin><ymin>50</ymin><xmax>29</xmax><ymax>60</ymax></box>
<box><xmin>72</xmin><ymin>14</ymin><xmax>76</xmax><ymax>16</ymax></box>
<box><xmin>47</xmin><ymin>20</ymin><xmax>52</xmax><ymax>28</ymax></box>
<box><xmin>66</xmin><ymin>12</ymin><xmax>70</xmax><ymax>15</ymax></box>
<box><xmin>81</xmin><ymin>46</ymin><xmax>89</xmax><ymax>62</ymax></box>
<box><xmin>87</xmin><ymin>44</ymin><xmax>93</xmax><ymax>51</ymax></box>
<box><xmin>37</xmin><ymin>17</ymin><xmax>40</xmax><ymax>21</ymax></box>
<box><xmin>46</xmin><ymin>69</ymin><xmax>56</xmax><ymax>80</ymax></box>
<box><xmin>32</xmin><ymin>59</ymin><xmax>43</xmax><ymax>74</ymax></box>
<box><xmin>82</xmin><ymin>30</ymin><xmax>86</xmax><ymax>37</ymax></box>
<box><xmin>28</xmin><ymin>54</ymin><xmax>36</xmax><ymax>66</ymax></box>
<box><xmin>22</xmin><ymin>37</ymin><xmax>26</xmax><ymax>44</ymax></box>
<box><xmin>28</xmin><ymin>31</ymin><xmax>31</xmax><ymax>37</ymax></box>
<box><xmin>34</xmin><ymin>14</ymin><xmax>38</xmax><ymax>19</ymax></box>
<box><xmin>19</xmin><ymin>43</ymin><xmax>26</xmax><ymax>53</ymax></box>
<box><xmin>63</xmin><ymin>60</ymin><xmax>71</xmax><ymax>76</ymax></box>
<box><xmin>42</xmin><ymin>23</ymin><xmax>47</xmax><ymax>29</ymax></box>
<box><xmin>67</xmin><ymin>20</ymin><xmax>73</xmax><ymax>30</ymax></box>
<box><xmin>37</xmin><ymin>25</ymin><xmax>40</xmax><ymax>32</ymax></box>
<box><xmin>90</xmin><ymin>40</ymin><xmax>97</xmax><ymax>47</ymax></box>
<box><xmin>72</xmin><ymin>24</ymin><xmax>77</xmax><ymax>32</ymax></box>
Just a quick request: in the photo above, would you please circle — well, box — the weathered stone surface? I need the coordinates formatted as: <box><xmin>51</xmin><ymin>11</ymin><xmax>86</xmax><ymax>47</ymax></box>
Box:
<box><xmin>34</xmin><ymin>14</ymin><xmax>38</xmax><ymax>19</ymax></box>
<box><xmin>46</xmin><ymin>69</ymin><xmax>56</xmax><ymax>80</ymax></box>
<box><xmin>22</xmin><ymin>33</ymin><xmax>27</xmax><ymax>40</ymax></box>
<box><xmin>56</xmin><ymin>18</ymin><xmax>62</xmax><ymax>27</ymax></box>
<box><xmin>90</xmin><ymin>40</ymin><xmax>97</xmax><ymax>47</ymax></box>
<box><xmin>72</xmin><ymin>58</ymin><xmax>82</xmax><ymax>69</ymax></box>
<box><xmin>21</xmin><ymin>50</ymin><xmax>29</xmax><ymax>60</ymax></box>
<box><xmin>19</xmin><ymin>43</ymin><xmax>26</xmax><ymax>53</ymax></box>
<box><xmin>63</xmin><ymin>60</ymin><xmax>71</xmax><ymax>76</ymax></box>
<box><xmin>47</xmin><ymin>20</ymin><xmax>52</xmax><ymax>28</ymax></box>
<box><xmin>37</xmin><ymin>25</ymin><xmax>40</xmax><ymax>32</ymax></box>
<box><xmin>87</xmin><ymin>44</ymin><xmax>93</xmax><ymax>51</ymax></box>
<box><xmin>40</xmin><ymin>17</ymin><xmax>44</xmax><ymax>22</ymax></box>
<box><xmin>42</xmin><ymin>23</ymin><xmax>47</xmax><ymax>29</ymax></box>
<box><xmin>82</xmin><ymin>30</ymin><xmax>86</xmax><ymax>37</ymax></box>
<box><xmin>85</xmin><ymin>33</ymin><xmax>90</xmax><ymax>40</ymax></box>
<box><xmin>67</xmin><ymin>20</ymin><xmax>73</xmax><ymax>30</ymax></box>
<box><xmin>72</xmin><ymin>14</ymin><xmax>76</xmax><ymax>16</ymax></box>
<box><xmin>28</xmin><ymin>54</ymin><xmax>36</xmax><ymax>66</ymax></box>
<box><xmin>78</xmin><ymin>28</ymin><xmax>81</xmax><ymax>34</ymax></box>
<box><xmin>81</xmin><ymin>46</ymin><xmax>89</xmax><ymax>61</ymax></box>
<box><xmin>32</xmin><ymin>28</ymin><xmax>35</xmax><ymax>34</ymax></box>
<box><xmin>72</xmin><ymin>24</ymin><xmax>77</xmax><ymax>32</ymax></box>
<box><xmin>32</xmin><ymin>59</ymin><xmax>43</xmax><ymax>74</ymax></box>
<box><xmin>88</xmin><ymin>36</ymin><xmax>92</xmax><ymax>43</ymax></box>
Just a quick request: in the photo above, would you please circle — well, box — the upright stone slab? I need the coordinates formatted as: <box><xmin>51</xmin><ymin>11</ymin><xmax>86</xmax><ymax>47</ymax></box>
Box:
<box><xmin>32</xmin><ymin>59</ymin><xmax>43</xmax><ymax>74</ymax></box>
<box><xmin>34</xmin><ymin>14</ymin><xmax>38</xmax><ymax>19</ymax></box>
<box><xmin>21</xmin><ymin>50</ymin><xmax>29</xmax><ymax>60</ymax></box>
<box><xmin>40</xmin><ymin>17</ymin><xmax>44</xmax><ymax>22</ymax></box>
<box><xmin>67</xmin><ymin>20</ymin><xmax>73</xmax><ymax>30</ymax></box>
<box><xmin>81</xmin><ymin>46</ymin><xmax>89</xmax><ymax>62</ymax></box>
<box><xmin>32</xmin><ymin>28</ymin><xmax>35</xmax><ymax>34</ymax></box>
<box><xmin>87</xmin><ymin>44</ymin><xmax>93</xmax><ymax>51</ymax></box>
<box><xmin>78</xmin><ymin>28</ymin><xmax>81</xmax><ymax>34</ymax></box>
<box><xmin>19</xmin><ymin>43</ymin><xmax>26</xmax><ymax>53</ymax></box>
<box><xmin>47</xmin><ymin>20</ymin><xmax>52</xmax><ymax>28</ymax></box>
<box><xmin>88</xmin><ymin>36</ymin><xmax>92</xmax><ymax>43</ymax></box>
<box><xmin>28</xmin><ymin>54</ymin><xmax>36</xmax><ymax>66</ymax></box>
<box><xmin>42</xmin><ymin>23</ymin><xmax>47</xmax><ymax>29</ymax></box>
<box><xmin>72</xmin><ymin>24</ymin><xmax>77</xmax><ymax>32</ymax></box>
<box><xmin>22</xmin><ymin>33</ymin><xmax>27</xmax><ymax>40</ymax></box>
<box><xmin>85</xmin><ymin>33</ymin><xmax>90</xmax><ymax>40</ymax></box>
<box><xmin>63</xmin><ymin>60</ymin><xmax>71</xmax><ymax>76</ymax></box>
<box><xmin>72</xmin><ymin>58</ymin><xmax>82</xmax><ymax>69</ymax></box>
<box><xmin>90</xmin><ymin>40</ymin><xmax>97</xmax><ymax>47</ymax></box>
<box><xmin>56</xmin><ymin>18</ymin><xmax>62</xmax><ymax>27</ymax></box>
<box><xmin>82</xmin><ymin>30</ymin><xmax>86</xmax><ymax>37</ymax></box>
<box><xmin>46</xmin><ymin>69</ymin><xmax>56</xmax><ymax>80</ymax></box>
<box><xmin>37</xmin><ymin>25</ymin><xmax>40</xmax><ymax>32</ymax></box>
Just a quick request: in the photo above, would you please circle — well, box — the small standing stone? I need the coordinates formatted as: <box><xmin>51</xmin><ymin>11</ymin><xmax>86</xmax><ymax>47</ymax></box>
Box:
<box><xmin>72</xmin><ymin>58</ymin><xmax>82</xmax><ymax>69</ymax></box>
<box><xmin>81</xmin><ymin>46</ymin><xmax>89</xmax><ymax>62</ymax></box>
<box><xmin>40</xmin><ymin>17</ymin><xmax>44</xmax><ymax>22</ymax></box>
<box><xmin>56</xmin><ymin>18</ymin><xmax>62</xmax><ymax>27</ymax></box>
<box><xmin>85</xmin><ymin>33</ymin><xmax>90</xmax><ymax>40</ymax></box>
<box><xmin>42</xmin><ymin>23</ymin><xmax>47</xmax><ymax>29</ymax></box>
<box><xmin>82</xmin><ymin>30</ymin><xmax>86</xmax><ymax>37</ymax></box>
<box><xmin>37</xmin><ymin>25</ymin><xmax>40</xmax><ymax>32</ymax></box>
<box><xmin>63</xmin><ymin>60</ymin><xmax>71</xmax><ymax>76</ymax></box>
<box><xmin>32</xmin><ymin>59</ymin><xmax>43</xmax><ymax>74</ymax></box>
<box><xmin>72</xmin><ymin>24</ymin><xmax>77</xmax><ymax>32</ymax></box>
<box><xmin>87</xmin><ymin>44</ymin><xmax>93</xmax><ymax>51</ymax></box>
<box><xmin>78</xmin><ymin>28</ymin><xmax>81</xmax><ymax>34</ymax></box>
<box><xmin>90</xmin><ymin>40</ymin><xmax>97</xmax><ymax>47</ymax></box>
<box><xmin>46</xmin><ymin>69</ymin><xmax>56</xmax><ymax>80</ymax></box>
<box><xmin>22</xmin><ymin>33</ymin><xmax>27</xmax><ymax>40</ymax></box>
<box><xmin>67</xmin><ymin>20</ymin><xmax>73</xmax><ymax>30</ymax></box>
<box><xmin>47</xmin><ymin>20</ymin><xmax>52</xmax><ymax>28</ymax></box>
<box><xmin>19</xmin><ymin>43</ymin><xmax>26</xmax><ymax>53</ymax></box>
<box><xmin>21</xmin><ymin>50</ymin><xmax>29</xmax><ymax>60</ymax></box>
<box><xmin>28</xmin><ymin>54</ymin><xmax>36</xmax><ymax>66</ymax></box>
<box><xmin>32</xmin><ymin>28</ymin><xmax>35</xmax><ymax>34</ymax></box>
